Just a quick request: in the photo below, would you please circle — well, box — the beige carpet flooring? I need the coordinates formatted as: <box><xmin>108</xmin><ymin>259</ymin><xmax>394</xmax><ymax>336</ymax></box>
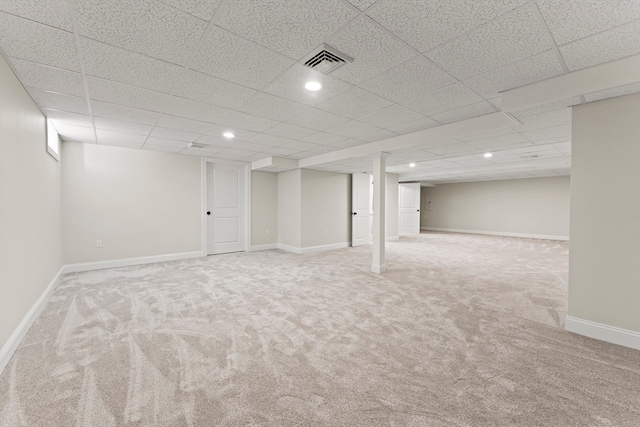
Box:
<box><xmin>1</xmin><ymin>232</ymin><xmax>639</xmax><ymax>426</ymax></box>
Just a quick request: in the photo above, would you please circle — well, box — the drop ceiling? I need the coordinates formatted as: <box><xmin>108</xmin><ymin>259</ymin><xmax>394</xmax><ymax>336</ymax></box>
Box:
<box><xmin>1</xmin><ymin>0</ymin><xmax>639</xmax><ymax>184</ymax></box>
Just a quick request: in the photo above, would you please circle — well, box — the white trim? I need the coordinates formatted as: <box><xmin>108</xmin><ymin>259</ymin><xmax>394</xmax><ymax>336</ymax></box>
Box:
<box><xmin>245</xmin><ymin>165</ymin><xmax>252</xmax><ymax>253</ymax></box>
<box><xmin>250</xmin><ymin>243</ymin><xmax>278</xmax><ymax>251</ymax></box>
<box><xmin>565</xmin><ymin>316</ymin><xmax>640</xmax><ymax>350</ymax></box>
<box><xmin>276</xmin><ymin>243</ymin><xmax>302</xmax><ymax>254</ymax></box>
<box><xmin>63</xmin><ymin>251</ymin><xmax>204</xmax><ymax>273</ymax></box>
<box><xmin>386</xmin><ymin>236</ymin><xmax>399</xmax><ymax>242</ymax></box>
<box><xmin>421</xmin><ymin>227</ymin><xmax>569</xmax><ymax>241</ymax></box>
<box><xmin>300</xmin><ymin>242</ymin><xmax>350</xmax><ymax>254</ymax></box>
<box><xmin>371</xmin><ymin>263</ymin><xmax>387</xmax><ymax>274</ymax></box>
<box><xmin>0</xmin><ymin>266</ymin><xmax>64</xmax><ymax>375</ymax></box>
<box><xmin>201</xmin><ymin>158</ymin><xmax>207</xmax><ymax>256</ymax></box>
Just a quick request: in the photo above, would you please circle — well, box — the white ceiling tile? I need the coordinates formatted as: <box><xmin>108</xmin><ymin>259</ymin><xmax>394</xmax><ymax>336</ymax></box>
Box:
<box><xmin>179</xmin><ymin>148</ymin><xmax>211</xmax><ymax>157</ymax></box>
<box><xmin>193</xmin><ymin>135</ymin><xmax>235</xmax><ymax>148</ymax></box>
<box><xmin>264</xmin><ymin>122</ymin><xmax>316</xmax><ymax>139</ymax></box>
<box><xmin>324</xmin><ymin>120</ymin><xmax>389</xmax><ymax>140</ymax></box>
<box><xmin>159</xmin><ymin>0</ymin><xmax>223</xmax><ymax>21</ymax></box>
<box><xmin>173</xmin><ymin>69</ymin><xmax>257</xmax><ymax>110</ymax></box>
<box><xmin>10</xmin><ymin>59</ymin><xmax>85</xmax><ymax>97</ymax></box>
<box><xmin>0</xmin><ymin>12</ymin><xmax>79</xmax><ymax>71</ymax></box>
<box><xmin>358</xmin><ymin>56</ymin><xmax>457</xmax><ymax>104</ymax></box>
<box><xmin>204</xmin><ymin>125</ymin><xmax>257</xmax><ymax>142</ymax></box>
<box><xmin>81</xmin><ymin>38</ymin><xmax>182</xmax><ymax>93</ymax></box>
<box><xmin>513</xmin><ymin>108</ymin><xmax>572</xmax><ymax>133</ymax></box>
<box><xmin>466</xmin><ymin>133</ymin><xmax>528</xmax><ymax>149</ymax></box>
<box><xmin>236</xmin><ymin>92</ymin><xmax>309</xmax><ymax>121</ymax></box>
<box><xmin>463</xmin><ymin>50</ymin><xmax>564</xmax><ymax>99</ymax></box>
<box><xmin>220</xmin><ymin>111</ymin><xmax>279</xmax><ymax>133</ymax></box>
<box><xmin>345</xmin><ymin>0</ymin><xmax>376</xmax><ymax>11</ymax></box>
<box><xmin>328</xmin><ymin>16</ymin><xmax>418</xmax><ymax>85</ymax></box>
<box><xmin>215</xmin><ymin>0</ymin><xmax>358</xmax><ymax>59</ymax></box>
<box><xmin>529</xmin><ymin>136</ymin><xmax>572</xmax><ymax>146</ymax></box>
<box><xmin>369</xmin><ymin>0</ymin><xmax>526</xmax><ymax>52</ymax></box>
<box><xmin>401</xmin><ymin>83</ymin><xmax>484</xmax><ymax>116</ymax></box>
<box><xmin>44</xmin><ymin>109</ymin><xmax>93</xmax><ymax>128</ymax></box>
<box><xmin>559</xmin><ymin>20</ymin><xmax>640</xmax><ymax>71</ymax></box>
<box><xmin>286</xmin><ymin>108</ymin><xmax>350</xmax><ymax>131</ymax></box>
<box><xmin>144</xmin><ymin>136</ymin><xmax>190</xmax><ymax>149</ymax></box>
<box><xmin>300</xmin><ymin>132</ymin><xmax>346</xmax><ymax>145</ymax></box>
<box><xmin>459</xmin><ymin>127</ymin><xmax>518</xmax><ymax>143</ymax></box>
<box><xmin>28</xmin><ymin>89</ymin><xmax>88</xmax><ymax>114</ymax></box>
<box><xmin>91</xmin><ymin>101</ymin><xmax>161</xmax><ymax>125</ymax></box>
<box><xmin>427</xmin><ymin>142</ymin><xmax>480</xmax><ymax>156</ymax></box>
<box><xmin>190</xmin><ymin>26</ymin><xmax>295</xmax><ymax>89</ymax></box>
<box><xmin>248</xmin><ymin>133</ymin><xmax>295</xmax><ymax>147</ymax></box>
<box><xmin>155</xmin><ymin>114</ymin><xmax>216</xmax><ymax>134</ymax></box>
<box><xmin>536</xmin><ymin>0</ymin><xmax>640</xmax><ymax>46</ymax></box>
<box><xmin>218</xmin><ymin>147</ymin><xmax>259</xmax><ymax>158</ymax></box>
<box><xmin>163</xmin><ymin>97</ymin><xmax>231</xmax><ymax>124</ymax></box>
<box><xmin>99</xmin><ymin>140</ymin><xmax>145</xmax><ymax>150</ymax></box>
<box><xmin>150</xmin><ymin>127</ymin><xmax>200</xmax><ymax>142</ymax></box>
<box><xmin>357</xmin><ymin>105</ymin><xmax>425</xmax><ymax>129</ymax></box>
<box><xmin>52</xmin><ymin>123</ymin><xmax>95</xmax><ymax>142</ymax></box>
<box><xmin>0</xmin><ymin>0</ymin><xmax>73</xmax><ymax>31</ymax></box>
<box><xmin>520</xmin><ymin>124</ymin><xmax>571</xmax><ymax>142</ymax></box>
<box><xmin>316</xmin><ymin>86</ymin><xmax>393</xmax><ymax>119</ymax></box>
<box><xmin>508</xmin><ymin>97</ymin><xmax>582</xmax><ymax>118</ymax></box>
<box><xmin>583</xmin><ymin>82</ymin><xmax>640</xmax><ymax>103</ymax></box>
<box><xmin>96</xmin><ymin>129</ymin><xmax>147</xmax><ymax>145</ymax></box>
<box><xmin>94</xmin><ymin>117</ymin><xmax>152</xmax><ymax>135</ymax></box>
<box><xmin>262</xmin><ymin>64</ymin><xmax>355</xmax><ymax>106</ymax></box>
<box><xmin>232</xmin><ymin>141</ymin><xmax>270</xmax><ymax>152</ymax></box>
<box><xmin>142</xmin><ymin>144</ymin><xmax>182</xmax><ymax>154</ymax></box>
<box><xmin>279</xmin><ymin>140</ymin><xmax>325</xmax><ymax>153</ymax></box>
<box><xmin>429</xmin><ymin>101</ymin><xmax>496</xmax><ymax>125</ymax></box>
<box><xmin>414</xmin><ymin>138</ymin><xmax>460</xmax><ymax>151</ymax></box>
<box><xmin>386</xmin><ymin>116</ymin><xmax>440</xmax><ymax>134</ymax></box>
<box><xmin>268</xmin><ymin>146</ymin><xmax>299</xmax><ymax>156</ymax></box>
<box><xmin>426</xmin><ymin>6</ymin><xmax>550</xmax><ymax>80</ymax></box>
<box><xmin>87</xmin><ymin>77</ymin><xmax>169</xmax><ymax>112</ymax></box>
<box><xmin>328</xmin><ymin>139</ymin><xmax>364</xmax><ymax>149</ymax></box>
<box><xmin>74</xmin><ymin>0</ymin><xmax>206</xmax><ymax>65</ymax></box>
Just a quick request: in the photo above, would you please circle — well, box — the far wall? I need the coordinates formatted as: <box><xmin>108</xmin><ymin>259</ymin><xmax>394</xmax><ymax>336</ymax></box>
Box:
<box><xmin>421</xmin><ymin>176</ymin><xmax>570</xmax><ymax>240</ymax></box>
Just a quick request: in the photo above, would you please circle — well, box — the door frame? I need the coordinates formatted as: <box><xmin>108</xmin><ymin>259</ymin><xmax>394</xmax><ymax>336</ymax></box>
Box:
<box><xmin>201</xmin><ymin>158</ymin><xmax>252</xmax><ymax>256</ymax></box>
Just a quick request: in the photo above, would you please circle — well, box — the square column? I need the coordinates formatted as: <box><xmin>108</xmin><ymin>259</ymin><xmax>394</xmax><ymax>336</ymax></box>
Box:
<box><xmin>372</xmin><ymin>153</ymin><xmax>388</xmax><ymax>273</ymax></box>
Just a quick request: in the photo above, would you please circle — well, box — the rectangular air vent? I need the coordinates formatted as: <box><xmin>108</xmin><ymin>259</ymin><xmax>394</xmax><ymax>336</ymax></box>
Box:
<box><xmin>303</xmin><ymin>43</ymin><xmax>353</xmax><ymax>75</ymax></box>
<box><xmin>188</xmin><ymin>142</ymin><xmax>206</xmax><ymax>149</ymax></box>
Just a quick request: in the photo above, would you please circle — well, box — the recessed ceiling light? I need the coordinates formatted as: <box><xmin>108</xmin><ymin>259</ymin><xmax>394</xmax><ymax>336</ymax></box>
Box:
<box><xmin>409</xmin><ymin>163</ymin><xmax>416</xmax><ymax>167</ymax></box>
<box><xmin>223</xmin><ymin>131</ymin><xmax>235</xmax><ymax>139</ymax></box>
<box><xmin>483</xmin><ymin>152</ymin><xmax>493</xmax><ymax>158</ymax></box>
<box><xmin>305</xmin><ymin>81</ymin><xmax>322</xmax><ymax>91</ymax></box>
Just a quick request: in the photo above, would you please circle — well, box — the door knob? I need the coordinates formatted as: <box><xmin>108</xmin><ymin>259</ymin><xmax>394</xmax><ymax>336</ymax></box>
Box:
<box><xmin>353</xmin><ymin>212</ymin><xmax>357</xmax><ymax>215</ymax></box>
<box><xmin>417</xmin><ymin>209</ymin><xmax>420</xmax><ymax>212</ymax></box>
<box><xmin>207</xmin><ymin>211</ymin><xmax>211</xmax><ymax>215</ymax></box>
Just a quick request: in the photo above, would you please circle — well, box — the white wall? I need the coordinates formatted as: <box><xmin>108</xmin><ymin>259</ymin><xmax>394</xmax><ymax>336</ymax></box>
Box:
<box><xmin>569</xmin><ymin>93</ymin><xmax>640</xmax><ymax>334</ymax></box>
<box><xmin>277</xmin><ymin>169</ymin><xmax>301</xmax><ymax>249</ymax></box>
<box><xmin>251</xmin><ymin>170</ymin><xmax>277</xmax><ymax>248</ymax></box>
<box><xmin>301</xmin><ymin>169</ymin><xmax>351</xmax><ymax>249</ymax></box>
<box><xmin>386</xmin><ymin>173</ymin><xmax>399</xmax><ymax>238</ymax></box>
<box><xmin>421</xmin><ymin>176</ymin><xmax>570</xmax><ymax>239</ymax></box>
<box><xmin>62</xmin><ymin>142</ymin><xmax>202</xmax><ymax>264</ymax></box>
<box><xmin>0</xmin><ymin>56</ymin><xmax>62</xmax><ymax>350</ymax></box>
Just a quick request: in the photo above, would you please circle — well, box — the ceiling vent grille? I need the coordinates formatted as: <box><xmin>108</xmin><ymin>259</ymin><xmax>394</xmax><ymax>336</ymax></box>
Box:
<box><xmin>303</xmin><ymin>43</ymin><xmax>353</xmax><ymax>75</ymax></box>
<box><xmin>188</xmin><ymin>142</ymin><xmax>206</xmax><ymax>149</ymax></box>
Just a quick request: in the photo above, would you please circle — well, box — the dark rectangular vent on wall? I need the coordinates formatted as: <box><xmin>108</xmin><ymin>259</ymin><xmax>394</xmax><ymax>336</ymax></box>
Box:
<box><xmin>303</xmin><ymin>43</ymin><xmax>353</xmax><ymax>75</ymax></box>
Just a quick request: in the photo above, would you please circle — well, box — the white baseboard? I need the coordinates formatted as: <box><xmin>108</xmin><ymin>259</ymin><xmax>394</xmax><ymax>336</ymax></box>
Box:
<box><xmin>276</xmin><ymin>242</ymin><xmax>351</xmax><ymax>254</ymax></box>
<box><xmin>422</xmin><ymin>227</ymin><xmax>569</xmax><ymax>241</ymax></box>
<box><xmin>0</xmin><ymin>266</ymin><xmax>65</xmax><ymax>375</ymax></box>
<box><xmin>250</xmin><ymin>244</ymin><xmax>278</xmax><ymax>252</ymax></box>
<box><xmin>63</xmin><ymin>251</ymin><xmax>205</xmax><ymax>273</ymax></box>
<box><xmin>371</xmin><ymin>263</ymin><xmax>387</xmax><ymax>274</ymax></box>
<box><xmin>565</xmin><ymin>315</ymin><xmax>640</xmax><ymax>350</ymax></box>
<box><xmin>386</xmin><ymin>236</ymin><xmax>399</xmax><ymax>241</ymax></box>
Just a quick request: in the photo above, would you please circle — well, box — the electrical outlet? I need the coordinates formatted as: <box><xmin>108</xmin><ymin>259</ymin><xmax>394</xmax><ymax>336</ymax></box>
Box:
<box><xmin>96</xmin><ymin>240</ymin><xmax>102</xmax><ymax>248</ymax></box>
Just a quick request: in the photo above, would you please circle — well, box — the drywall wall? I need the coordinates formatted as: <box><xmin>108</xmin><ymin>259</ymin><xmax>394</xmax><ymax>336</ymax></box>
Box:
<box><xmin>251</xmin><ymin>170</ymin><xmax>277</xmax><ymax>248</ymax></box>
<box><xmin>420</xmin><ymin>176</ymin><xmax>570</xmax><ymax>239</ymax></box>
<box><xmin>277</xmin><ymin>169</ymin><xmax>301</xmax><ymax>249</ymax></box>
<box><xmin>301</xmin><ymin>169</ymin><xmax>351</xmax><ymax>249</ymax></box>
<box><xmin>62</xmin><ymin>142</ymin><xmax>201</xmax><ymax>264</ymax></box>
<box><xmin>0</xmin><ymin>56</ymin><xmax>62</xmax><ymax>351</ymax></box>
<box><xmin>569</xmin><ymin>93</ymin><xmax>640</xmax><ymax>333</ymax></box>
<box><xmin>386</xmin><ymin>173</ymin><xmax>399</xmax><ymax>238</ymax></box>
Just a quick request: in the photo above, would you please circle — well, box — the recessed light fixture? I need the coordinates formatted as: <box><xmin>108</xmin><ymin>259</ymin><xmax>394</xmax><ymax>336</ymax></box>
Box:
<box><xmin>483</xmin><ymin>152</ymin><xmax>493</xmax><ymax>158</ymax></box>
<box><xmin>223</xmin><ymin>131</ymin><xmax>235</xmax><ymax>139</ymax></box>
<box><xmin>305</xmin><ymin>81</ymin><xmax>322</xmax><ymax>91</ymax></box>
<box><xmin>409</xmin><ymin>163</ymin><xmax>416</xmax><ymax>167</ymax></box>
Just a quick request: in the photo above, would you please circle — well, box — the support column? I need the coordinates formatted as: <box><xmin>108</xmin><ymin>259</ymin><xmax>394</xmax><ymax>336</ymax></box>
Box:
<box><xmin>372</xmin><ymin>153</ymin><xmax>388</xmax><ymax>274</ymax></box>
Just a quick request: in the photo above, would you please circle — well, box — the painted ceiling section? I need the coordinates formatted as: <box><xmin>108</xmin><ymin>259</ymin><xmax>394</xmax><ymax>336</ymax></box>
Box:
<box><xmin>0</xmin><ymin>0</ymin><xmax>639</xmax><ymax>184</ymax></box>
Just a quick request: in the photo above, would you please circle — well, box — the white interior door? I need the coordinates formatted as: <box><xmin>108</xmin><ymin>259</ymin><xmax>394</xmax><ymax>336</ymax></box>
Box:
<box><xmin>352</xmin><ymin>172</ymin><xmax>370</xmax><ymax>247</ymax></box>
<box><xmin>207</xmin><ymin>163</ymin><xmax>246</xmax><ymax>255</ymax></box>
<box><xmin>399</xmin><ymin>183</ymin><xmax>421</xmax><ymax>234</ymax></box>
